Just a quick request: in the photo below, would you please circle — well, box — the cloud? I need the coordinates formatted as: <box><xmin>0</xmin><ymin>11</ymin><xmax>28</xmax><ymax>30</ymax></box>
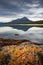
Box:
<box><xmin>0</xmin><ymin>0</ymin><xmax>43</xmax><ymax>22</ymax></box>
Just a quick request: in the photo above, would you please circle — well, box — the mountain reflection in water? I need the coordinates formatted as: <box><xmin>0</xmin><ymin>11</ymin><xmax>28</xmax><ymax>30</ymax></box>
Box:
<box><xmin>0</xmin><ymin>26</ymin><xmax>43</xmax><ymax>44</ymax></box>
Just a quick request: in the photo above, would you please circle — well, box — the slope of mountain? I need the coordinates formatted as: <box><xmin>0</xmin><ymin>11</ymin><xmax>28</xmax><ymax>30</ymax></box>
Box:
<box><xmin>6</xmin><ymin>17</ymin><xmax>32</xmax><ymax>24</ymax></box>
<box><xmin>34</xmin><ymin>20</ymin><xmax>43</xmax><ymax>24</ymax></box>
<box><xmin>23</xmin><ymin>20</ymin><xmax>43</xmax><ymax>24</ymax></box>
<box><xmin>0</xmin><ymin>17</ymin><xmax>43</xmax><ymax>25</ymax></box>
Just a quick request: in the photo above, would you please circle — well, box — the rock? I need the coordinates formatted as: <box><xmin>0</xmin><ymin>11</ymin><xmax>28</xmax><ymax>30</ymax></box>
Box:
<box><xmin>0</xmin><ymin>42</ymin><xmax>43</xmax><ymax>65</ymax></box>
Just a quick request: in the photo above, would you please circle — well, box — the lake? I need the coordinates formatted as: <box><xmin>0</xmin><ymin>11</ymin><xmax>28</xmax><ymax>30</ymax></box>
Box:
<box><xmin>1</xmin><ymin>24</ymin><xmax>43</xmax><ymax>31</ymax></box>
<box><xmin>0</xmin><ymin>25</ymin><xmax>33</xmax><ymax>31</ymax></box>
<box><xmin>0</xmin><ymin>25</ymin><xmax>43</xmax><ymax>44</ymax></box>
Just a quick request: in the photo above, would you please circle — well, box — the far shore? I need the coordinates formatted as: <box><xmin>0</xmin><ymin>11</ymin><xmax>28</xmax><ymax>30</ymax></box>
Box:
<box><xmin>11</xmin><ymin>24</ymin><xmax>43</xmax><ymax>26</ymax></box>
<box><xmin>0</xmin><ymin>24</ymin><xmax>43</xmax><ymax>27</ymax></box>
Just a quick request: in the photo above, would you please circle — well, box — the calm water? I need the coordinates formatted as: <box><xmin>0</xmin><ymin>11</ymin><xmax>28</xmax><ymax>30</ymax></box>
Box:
<box><xmin>0</xmin><ymin>25</ymin><xmax>43</xmax><ymax>44</ymax></box>
<box><xmin>0</xmin><ymin>25</ymin><xmax>37</xmax><ymax>31</ymax></box>
<box><xmin>12</xmin><ymin>25</ymin><xmax>33</xmax><ymax>31</ymax></box>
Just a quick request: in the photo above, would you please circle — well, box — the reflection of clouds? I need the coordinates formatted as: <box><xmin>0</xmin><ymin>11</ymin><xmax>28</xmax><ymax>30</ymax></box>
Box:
<box><xmin>27</xmin><ymin>27</ymin><xmax>43</xmax><ymax>33</ymax></box>
<box><xmin>0</xmin><ymin>27</ymin><xmax>25</xmax><ymax>34</ymax></box>
<box><xmin>0</xmin><ymin>27</ymin><xmax>43</xmax><ymax>44</ymax></box>
<box><xmin>0</xmin><ymin>27</ymin><xmax>13</xmax><ymax>33</ymax></box>
<box><xmin>23</xmin><ymin>27</ymin><xmax>43</xmax><ymax>44</ymax></box>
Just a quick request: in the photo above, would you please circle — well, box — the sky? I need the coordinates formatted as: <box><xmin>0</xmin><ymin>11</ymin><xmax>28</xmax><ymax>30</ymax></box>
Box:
<box><xmin>0</xmin><ymin>0</ymin><xmax>43</xmax><ymax>22</ymax></box>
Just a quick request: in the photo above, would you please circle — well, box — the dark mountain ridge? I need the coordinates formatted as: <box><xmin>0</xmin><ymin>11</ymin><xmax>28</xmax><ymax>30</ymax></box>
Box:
<box><xmin>6</xmin><ymin>17</ymin><xmax>32</xmax><ymax>24</ymax></box>
<box><xmin>0</xmin><ymin>17</ymin><xmax>43</xmax><ymax>24</ymax></box>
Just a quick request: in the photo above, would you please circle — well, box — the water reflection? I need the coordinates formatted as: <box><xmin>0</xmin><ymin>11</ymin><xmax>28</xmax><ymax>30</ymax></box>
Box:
<box><xmin>0</xmin><ymin>26</ymin><xmax>43</xmax><ymax>44</ymax></box>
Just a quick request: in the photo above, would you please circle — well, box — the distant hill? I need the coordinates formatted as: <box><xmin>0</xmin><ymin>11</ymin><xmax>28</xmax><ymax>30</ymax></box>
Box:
<box><xmin>34</xmin><ymin>20</ymin><xmax>43</xmax><ymax>24</ymax></box>
<box><xmin>6</xmin><ymin>17</ymin><xmax>32</xmax><ymax>24</ymax></box>
<box><xmin>27</xmin><ymin>20</ymin><xmax>43</xmax><ymax>24</ymax></box>
<box><xmin>0</xmin><ymin>17</ymin><xmax>43</xmax><ymax>25</ymax></box>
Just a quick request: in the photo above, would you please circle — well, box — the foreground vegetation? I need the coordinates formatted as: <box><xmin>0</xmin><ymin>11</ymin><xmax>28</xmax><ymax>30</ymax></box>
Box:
<box><xmin>0</xmin><ymin>38</ymin><xmax>43</xmax><ymax>65</ymax></box>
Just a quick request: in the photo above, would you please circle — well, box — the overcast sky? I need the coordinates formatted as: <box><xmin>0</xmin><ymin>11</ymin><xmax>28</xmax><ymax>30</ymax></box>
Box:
<box><xmin>0</xmin><ymin>0</ymin><xmax>43</xmax><ymax>22</ymax></box>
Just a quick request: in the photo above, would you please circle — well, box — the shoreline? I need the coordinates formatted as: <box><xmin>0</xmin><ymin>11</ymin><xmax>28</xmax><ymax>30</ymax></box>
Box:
<box><xmin>0</xmin><ymin>38</ymin><xmax>43</xmax><ymax>47</ymax></box>
<box><xmin>0</xmin><ymin>38</ymin><xmax>29</xmax><ymax>46</ymax></box>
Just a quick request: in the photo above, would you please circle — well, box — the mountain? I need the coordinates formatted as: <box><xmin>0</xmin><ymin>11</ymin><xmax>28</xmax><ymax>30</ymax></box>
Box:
<box><xmin>0</xmin><ymin>17</ymin><xmax>43</xmax><ymax>25</ymax></box>
<box><xmin>6</xmin><ymin>17</ymin><xmax>32</xmax><ymax>24</ymax></box>
<box><xmin>27</xmin><ymin>20</ymin><xmax>43</xmax><ymax>24</ymax></box>
<box><xmin>0</xmin><ymin>22</ymin><xmax>3</xmax><ymax>23</ymax></box>
<box><xmin>0</xmin><ymin>22</ymin><xmax>4</xmax><ymax>24</ymax></box>
<box><xmin>34</xmin><ymin>20</ymin><xmax>43</xmax><ymax>24</ymax></box>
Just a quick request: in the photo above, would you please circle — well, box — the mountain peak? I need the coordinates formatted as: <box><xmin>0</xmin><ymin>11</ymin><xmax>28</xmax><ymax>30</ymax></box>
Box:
<box><xmin>6</xmin><ymin>17</ymin><xmax>32</xmax><ymax>24</ymax></box>
<box><xmin>22</xmin><ymin>17</ymin><xmax>28</xmax><ymax>19</ymax></box>
<box><xmin>23</xmin><ymin>17</ymin><xmax>27</xmax><ymax>18</ymax></box>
